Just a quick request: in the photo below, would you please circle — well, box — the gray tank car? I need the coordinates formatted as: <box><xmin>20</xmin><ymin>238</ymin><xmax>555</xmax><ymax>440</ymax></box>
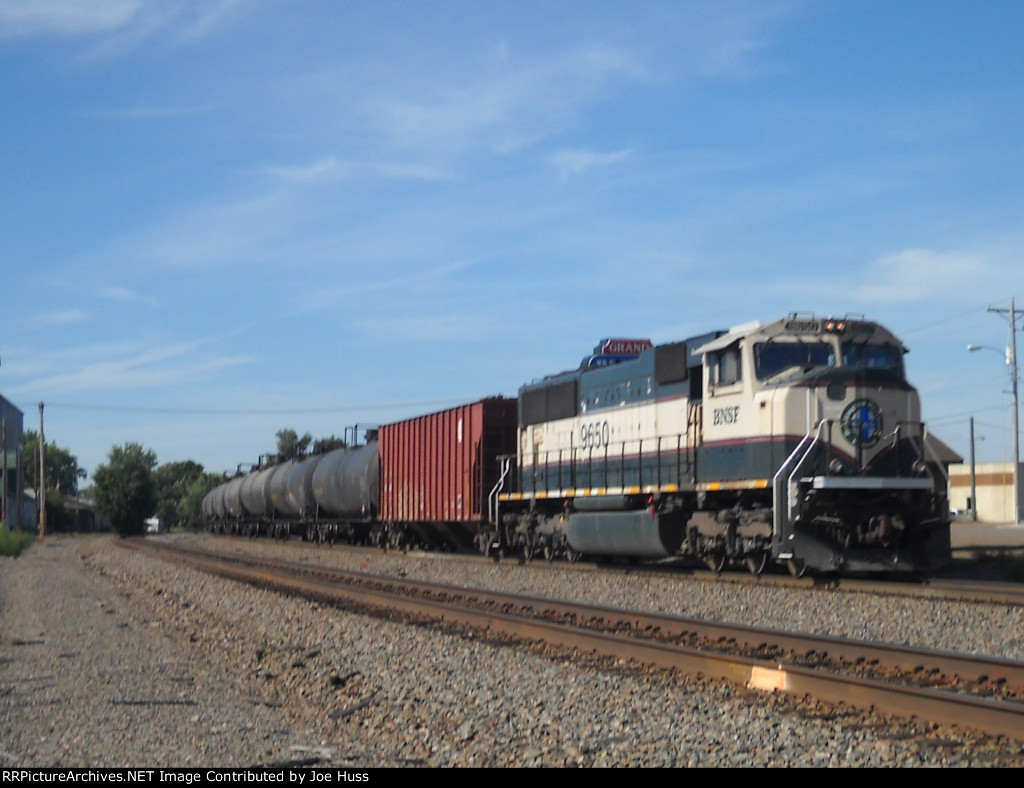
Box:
<box><xmin>202</xmin><ymin>433</ymin><xmax>380</xmax><ymax>544</ymax></box>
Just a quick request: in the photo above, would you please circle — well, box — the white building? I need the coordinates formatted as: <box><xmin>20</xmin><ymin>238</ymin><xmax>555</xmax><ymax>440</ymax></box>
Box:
<box><xmin>948</xmin><ymin>461</ymin><xmax>1022</xmax><ymax>523</ymax></box>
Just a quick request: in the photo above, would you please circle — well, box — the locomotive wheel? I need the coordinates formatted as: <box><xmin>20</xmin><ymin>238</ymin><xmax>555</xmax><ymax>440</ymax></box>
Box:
<box><xmin>704</xmin><ymin>552</ymin><xmax>727</xmax><ymax>574</ymax></box>
<box><xmin>565</xmin><ymin>547</ymin><xmax>582</xmax><ymax>564</ymax></box>
<box><xmin>542</xmin><ymin>540</ymin><xmax>555</xmax><ymax>562</ymax></box>
<box><xmin>478</xmin><ymin>530</ymin><xmax>498</xmax><ymax>559</ymax></box>
<box><xmin>745</xmin><ymin>551</ymin><xmax>768</xmax><ymax>576</ymax></box>
<box><xmin>787</xmin><ymin>558</ymin><xmax>806</xmax><ymax>578</ymax></box>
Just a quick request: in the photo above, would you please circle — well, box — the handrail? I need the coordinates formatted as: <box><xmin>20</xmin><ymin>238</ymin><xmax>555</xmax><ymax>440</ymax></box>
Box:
<box><xmin>520</xmin><ymin>432</ymin><xmax>692</xmax><ymax>494</ymax></box>
<box><xmin>488</xmin><ymin>455</ymin><xmax>513</xmax><ymax>524</ymax></box>
<box><xmin>919</xmin><ymin>423</ymin><xmax>946</xmax><ymax>486</ymax></box>
<box><xmin>773</xmin><ymin>420</ymin><xmax>832</xmax><ymax>524</ymax></box>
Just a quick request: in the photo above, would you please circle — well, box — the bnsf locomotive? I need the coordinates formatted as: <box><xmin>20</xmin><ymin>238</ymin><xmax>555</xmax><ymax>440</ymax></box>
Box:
<box><xmin>202</xmin><ymin>313</ymin><xmax>952</xmax><ymax>576</ymax></box>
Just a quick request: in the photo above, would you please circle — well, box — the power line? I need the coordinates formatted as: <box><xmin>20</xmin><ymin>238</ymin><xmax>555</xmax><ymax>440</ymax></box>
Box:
<box><xmin>25</xmin><ymin>397</ymin><xmax>479</xmax><ymax>417</ymax></box>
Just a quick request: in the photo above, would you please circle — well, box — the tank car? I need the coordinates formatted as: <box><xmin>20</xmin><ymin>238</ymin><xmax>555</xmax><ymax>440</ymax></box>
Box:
<box><xmin>493</xmin><ymin>315</ymin><xmax>952</xmax><ymax>576</ymax></box>
<box><xmin>201</xmin><ymin>432</ymin><xmax>380</xmax><ymax>544</ymax></box>
<box><xmin>308</xmin><ymin>440</ymin><xmax>380</xmax><ymax>543</ymax></box>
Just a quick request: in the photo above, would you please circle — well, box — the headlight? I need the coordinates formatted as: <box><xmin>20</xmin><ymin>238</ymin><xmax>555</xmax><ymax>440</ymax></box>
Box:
<box><xmin>829</xmin><ymin>458</ymin><xmax>845</xmax><ymax>475</ymax></box>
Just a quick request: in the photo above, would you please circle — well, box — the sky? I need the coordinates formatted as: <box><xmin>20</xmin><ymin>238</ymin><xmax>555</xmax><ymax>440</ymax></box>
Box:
<box><xmin>1</xmin><ymin>0</ymin><xmax>1023</xmax><ymax>482</ymax></box>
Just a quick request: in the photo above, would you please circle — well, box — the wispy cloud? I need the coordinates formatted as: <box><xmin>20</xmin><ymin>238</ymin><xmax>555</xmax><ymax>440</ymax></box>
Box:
<box><xmin>9</xmin><ymin>339</ymin><xmax>253</xmax><ymax>396</ymax></box>
<box><xmin>259</xmin><ymin>157</ymin><xmax>346</xmax><ymax>185</ymax></box>
<box><xmin>33</xmin><ymin>308</ymin><xmax>90</xmax><ymax>327</ymax></box>
<box><xmin>372</xmin><ymin>312</ymin><xmax>491</xmax><ymax>344</ymax></box>
<box><xmin>0</xmin><ymin>0</ymin><xmax>141</xmax><ymax>36</ymax></box>
<box><xmin>547</xmin><ymin>148</ymin><xmax>633</xmax><ymax>182</ymax></box>
<box><xmin>359</xmin><ymin>44</ymin><xmax>646</xmax><ymax>158</ymax></box>
<box><xmin>99</xmin><ymin>286</ymin><xmax>160</xmax><ymax>307</ymax></box>
<box><xmin>0</xmin><ymin>0</ymin><xmax>252</xmax><ymax>49</ymax></box>
<box><xmin>84</xmin><ymin>103</ymin><xmax>215</xmax><ymax>120</ymax></box>
<box><xmin>91</xmin><ymin>191</ymin><xmax>293</xmax><ymax>270</ymax></box>
<box><xmin>853</xmin><ymin>249</ymin><xmax>990</xmax><ymax>302</ymax></box>
<box><xmin>299</xmin><ymin>258</ymin><xmax>483</xmax><ymax>316</ymax></box>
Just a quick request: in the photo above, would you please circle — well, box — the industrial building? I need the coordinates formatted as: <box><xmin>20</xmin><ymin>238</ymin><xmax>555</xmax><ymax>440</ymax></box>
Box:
<box><xmin>0</xmin><ymin>394</ymin><xmax>29</xmax><ymax>531</ymax></box>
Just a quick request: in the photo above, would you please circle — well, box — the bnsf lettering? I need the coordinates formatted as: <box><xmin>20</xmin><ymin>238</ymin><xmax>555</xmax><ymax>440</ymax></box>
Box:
<box><xmin>713</xmin><ymin>406</ymin><xmax>740</xmax><ymax>425</ymax></box>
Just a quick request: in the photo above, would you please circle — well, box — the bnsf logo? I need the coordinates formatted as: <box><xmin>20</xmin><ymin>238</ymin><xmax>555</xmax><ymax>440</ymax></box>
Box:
<box><xmin>713</xmin><ymin>406</ymin><xmax>740</xmax><ymax>425</ymax></box>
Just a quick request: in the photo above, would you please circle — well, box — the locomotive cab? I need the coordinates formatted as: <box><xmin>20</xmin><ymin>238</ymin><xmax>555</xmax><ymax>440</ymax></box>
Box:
<box><xmin>694</xmin><ymin>314</ymin><xmax>950</xmax><ymax>575</ymax></box>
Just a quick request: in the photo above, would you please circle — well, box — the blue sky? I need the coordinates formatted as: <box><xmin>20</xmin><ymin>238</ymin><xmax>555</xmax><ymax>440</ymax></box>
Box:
<box><xmin>1</xmin><ymin>0</ymin><xmax>1022</xmax><ymax>481</ymax></box>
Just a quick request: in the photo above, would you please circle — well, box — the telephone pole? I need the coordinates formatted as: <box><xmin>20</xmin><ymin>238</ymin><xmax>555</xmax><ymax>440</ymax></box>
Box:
<box><xmin>985</xmin><ymin>298</ymin><xmax>1021</xmax><ymax>525</ymax></box>
<box><xmin>38</xmin><ymin>402</ymin><xmax>46</xmax><ymax>538</ymax></box>
<box><xmin>2</xmin><ymin>417</ymin><xmax>7</xmax><ymax>530</ymax></box>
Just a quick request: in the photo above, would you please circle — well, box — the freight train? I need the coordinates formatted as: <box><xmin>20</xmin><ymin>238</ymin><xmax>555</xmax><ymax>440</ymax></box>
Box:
<box><xmin>201</xmin><ymin>313</ymin><xmax>953</xmax><ymax>576</ymax></box>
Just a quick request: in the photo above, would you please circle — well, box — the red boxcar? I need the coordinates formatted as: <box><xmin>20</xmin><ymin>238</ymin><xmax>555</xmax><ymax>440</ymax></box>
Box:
<box><xmin>379</xmin><ymin>396</ymin><xmax>518</xmax><ymax>549</ymax></box>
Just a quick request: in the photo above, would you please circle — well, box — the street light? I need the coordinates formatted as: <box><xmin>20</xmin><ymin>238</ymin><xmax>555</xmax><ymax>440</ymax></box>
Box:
<box><xmin>968</xmin><ymin>297</ymin><xmax>1021</xmax><ymax>524</ymax></box>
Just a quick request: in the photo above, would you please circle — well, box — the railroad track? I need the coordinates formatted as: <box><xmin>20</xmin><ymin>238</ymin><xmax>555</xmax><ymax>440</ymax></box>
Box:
<box><xmin>206</xmin><ymin>532</ymin><xmax>1024</xmax><ymax>608</ymax></box>
<box><xmin>121</xmin><ymin>537</ymin><xmax>1024</xmax><ymax>744</ymax></box>
<box><xmin>593</xmin><ymin>556</ymin><xmax>1024</xmax><ymax>607</ymax></box>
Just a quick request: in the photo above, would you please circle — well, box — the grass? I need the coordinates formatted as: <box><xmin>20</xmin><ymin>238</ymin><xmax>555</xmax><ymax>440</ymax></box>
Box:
<box><xmin>0</xmin><ymin>524</ymin><xmax>35</xmax><ymax>557</ymax></box>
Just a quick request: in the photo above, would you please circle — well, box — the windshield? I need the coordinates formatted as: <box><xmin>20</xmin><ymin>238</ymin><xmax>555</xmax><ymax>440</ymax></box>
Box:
<box><xmin>841</xmin><ymin>341</ymin><xmax>902</xmax><ymax>373</ymax></box>
<box><xmin>755</xmin><ymin>339</ymin><xmax>904</xmax><ymax>381</ymax></box>
<box><xmin>755</xmin><ymin>342</ymin><xmax>832</xmax><ymax>380</ymax></box>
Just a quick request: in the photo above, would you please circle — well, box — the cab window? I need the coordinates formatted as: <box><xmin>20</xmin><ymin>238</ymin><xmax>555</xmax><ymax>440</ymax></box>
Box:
<box><xmin>841</xmin><ymin>342</ymin><xmax>903</xmax><ymax>376</ymax></box>
<box><xmin>754</xmin><ymin>341</ymin><xmax>832</xmax><ymax>381</ymax></box>
<box><xmin>711</xmin><ymin>346</ymin><xmax>742</xmax><ymax>386</ymax></box>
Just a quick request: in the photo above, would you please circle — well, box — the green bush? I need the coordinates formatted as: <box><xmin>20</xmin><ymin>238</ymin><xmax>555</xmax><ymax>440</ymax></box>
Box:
<box><xmin>0</xmin><ymin>525</ymin><xmax>35</xmax><ymax>557</ymax></box>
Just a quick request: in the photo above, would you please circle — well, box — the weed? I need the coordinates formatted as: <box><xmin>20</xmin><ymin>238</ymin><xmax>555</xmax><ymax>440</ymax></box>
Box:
<box><xmin>0</xmin><ymin>524</ymin><xmax>35</xmax><ymax>557</ymax></box>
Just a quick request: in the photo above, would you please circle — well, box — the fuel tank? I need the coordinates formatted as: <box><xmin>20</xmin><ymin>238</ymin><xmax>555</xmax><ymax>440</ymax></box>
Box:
<box><xmin>564</xmin><ymin>508</ymin><xmax>687</xmax><ymax>558</ymax></box>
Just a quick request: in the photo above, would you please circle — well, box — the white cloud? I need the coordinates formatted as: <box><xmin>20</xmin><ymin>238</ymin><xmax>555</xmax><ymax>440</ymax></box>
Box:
<box><xmin>99</xmin><ymin>286</ymin><xmax>159</xmax><ymax>307</ymax></box>
<box><xmin>0</xmin><ymin>0</ymin><xmax>141</xmax><ymax>36</ymax></box>
<box><xmin>360</xmin><ymin>45</ymin><xmax>646</xmax><ymax>158</ymax></box>
<box><xmin>33</xmin><ymin>309</ymin><xmax>89</xmax><ymax>327</ymax></box>
<box><xmin>547</xmin><ymin>148</ymin><xmax>633</xmax><ymax>182</ymax></box>
<box><xmin>853</xmin><ymin>249</ymin><xmax>990</xmax><ymax>302</ymax></box>
<box><xmin>260</xmin><ymin>158</ymin><xmax>346</xmax><ymax>185</ymax></box>
<box><xmin>8</xmin><ymin>339</ymin><xmax>252</xmax><ymax>396</ymax></box>
<box><xmin>0</xmin><ymin>0</ymin><xmax>252</xmax><ymax>47</ymax></box>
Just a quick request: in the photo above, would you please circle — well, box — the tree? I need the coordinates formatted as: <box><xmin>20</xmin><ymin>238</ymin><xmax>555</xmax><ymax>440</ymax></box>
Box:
<box><xmin>177</xmin><ymin>473</ymin><xmax>224</xmax><ymax>531</ymax></box>
<box><xmin>92</xmin><ymin>443</ymin><xmax>157</xmax><ymax>537</ymax></box>
<box><xmin>23</xmin><ymin>430</ymin><xmax>82</xmax><ymax>495</ymax></box>
<box><xmin>22</xmin><ymin>430</ymin><xmax>82</xmax><ymax>532</ymax></box>
<box><xmin>153</xmin><ymin>461</ymin><xmax>206</xmax><ymax>531</ymax></box>
<box><xmin>313</xmin><ymin>435</ymin><xmax>347</xmax><ymax>454</ymax></box>
<box><xmin>276</xmin><ymin>428</ymin><xmax>312</xmax><ymax>461</ymax></box>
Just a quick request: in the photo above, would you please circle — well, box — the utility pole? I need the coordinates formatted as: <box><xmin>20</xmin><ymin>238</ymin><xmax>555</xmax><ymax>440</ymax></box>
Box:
<box><xmin>38</xmin><ymin>402</ymin><xmax>46</xmax><ymax>538</ymax></box>
<box><xmin>984</xmin><ymin>298</ymin><xmax>1021</xmax><ymax>525</ymax></box>
<box><xmin>1</xmin><ymin>417</ymin><xmax>6</xmax><ymax>530</ymax></box>
<box><xmin>970</xmin><ymin>416</ymin><xmax>978</xmax><ymax>521</ymax></box>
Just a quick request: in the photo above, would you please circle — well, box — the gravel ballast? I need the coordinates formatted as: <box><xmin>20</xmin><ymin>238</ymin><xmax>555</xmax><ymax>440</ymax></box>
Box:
<box><xmin>3</xmin><ymin>533</ymin><xmax>1024</xmax><ymax>768</ymax></box>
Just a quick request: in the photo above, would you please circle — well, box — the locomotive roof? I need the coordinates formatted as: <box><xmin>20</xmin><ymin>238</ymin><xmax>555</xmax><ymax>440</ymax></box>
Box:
<box><xmin>691</xmin><ymin>315</ymin><xmax>904</xmax><ymax>356</ymax></box>
<box><xmin>525</xmin><ymin>314</ymin><xmax>905</xmax><ymax>392</ymax></box>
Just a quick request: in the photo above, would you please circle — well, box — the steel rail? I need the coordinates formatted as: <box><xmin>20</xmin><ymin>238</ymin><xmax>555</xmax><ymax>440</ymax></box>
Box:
<box><xmin>137</xmin><ymin>539</ymin><xmax>1024</xmax><ymax>689</ymax></box>
<box><xmin>121</xmin><ymin>538</ymin><xmax>1024</xmax><ymax>741</ymax></box>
